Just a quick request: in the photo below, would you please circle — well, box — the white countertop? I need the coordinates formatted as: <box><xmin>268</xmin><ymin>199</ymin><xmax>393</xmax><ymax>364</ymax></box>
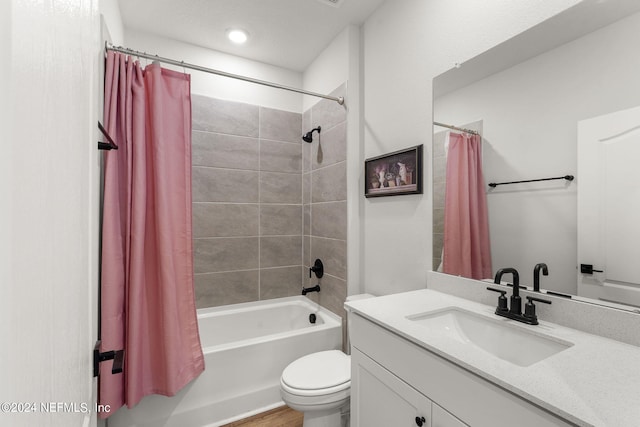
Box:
<box><xmin>345</xmin><ymin>289</ymin><xmax>640</xmax><ymax>427</ymax></box>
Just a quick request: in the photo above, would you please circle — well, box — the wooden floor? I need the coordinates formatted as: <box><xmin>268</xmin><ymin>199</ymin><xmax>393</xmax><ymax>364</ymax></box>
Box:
<box><xmin>222</xmin><ymin>406</ymin><xmax>303</xmax><ymax>427</ymax></box>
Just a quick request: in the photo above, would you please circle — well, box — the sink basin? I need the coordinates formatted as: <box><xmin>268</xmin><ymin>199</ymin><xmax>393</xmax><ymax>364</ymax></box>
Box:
<box><xmin>406</xmin><ymin>307</ymin><xmax>573</xmax><ymax>367</ymax></box>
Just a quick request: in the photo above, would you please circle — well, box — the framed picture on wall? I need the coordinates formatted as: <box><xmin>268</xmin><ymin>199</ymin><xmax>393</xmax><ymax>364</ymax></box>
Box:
<box><xmin>364</xmin><ymin>144</ymin><xmax>423</xmax><ymax>198</ymax></box>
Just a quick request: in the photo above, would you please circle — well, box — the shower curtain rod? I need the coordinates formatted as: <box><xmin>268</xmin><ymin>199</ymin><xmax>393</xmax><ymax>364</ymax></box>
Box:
<box><xmin>105</xmin><ymin>42</ymin><xmax>345</xmax><ymax>105</ymax></box>
<box><xmin>433</xmin><ymin>121</ymin><xmax>480</xmax><ymax>135</ymax></box>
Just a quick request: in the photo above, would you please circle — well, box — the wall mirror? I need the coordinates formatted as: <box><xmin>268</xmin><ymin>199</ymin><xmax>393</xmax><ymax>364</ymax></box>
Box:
<box><xmin>432</xmin><ymin>0</ymin><xmax>640</xmax><ymax>313</ymax></box>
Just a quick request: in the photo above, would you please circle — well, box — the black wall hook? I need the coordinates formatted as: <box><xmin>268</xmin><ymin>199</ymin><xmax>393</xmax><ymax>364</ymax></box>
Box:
<box><xmin>93</xmin><ymin>340</ymin><xmax>124</xmax><ymax>377</ymax></box>
<box><xmin>98</xmin><ymin>121</ymin><xmax>118</xmax><ymax>150</ymax></box>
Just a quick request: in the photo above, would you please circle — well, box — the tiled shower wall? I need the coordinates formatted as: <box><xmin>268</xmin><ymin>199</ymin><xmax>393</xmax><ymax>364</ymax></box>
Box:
<box><xmin>302</xmin><ymin>84</ymin><xmax>348</xmax><ymax>321</ymax></box>
<box><xmin>191</xmin><ymin>83</ymin><xmax>348</xmax><ymax>317</ymax></box>
<box><xmin>432</xmin><ymin>130</ymin><xmax>446</xmax><ymax>270</ymax></box>
<box><xmin>192</xmin><ymin>94</ymin><xmax>303</xmax><ymax>308</ymax></box>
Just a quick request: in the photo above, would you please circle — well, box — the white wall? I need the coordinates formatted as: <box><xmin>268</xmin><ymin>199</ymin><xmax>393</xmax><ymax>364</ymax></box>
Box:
<box><xmin>1</xmin><ymin>1</ymin><xmax>100</xmax><ymax>426</ymax></box>
<box><xmin>434</xmin><ymin>11</ymin><xmax>640</xmax><ymax>295</ymax></box>
<box><xmin>99</xmin><ymin>0</ymin><xmax>124</xmax><ymax>45</ymax></box>
<box><xmin>302</xmin><ymin>27</ymin><xmax>350</xmax><ymax>112</ymax></box>
<box><xmin>0</xmin><ymin>0</ymin><xmax>12</xmax><ymax>411</ymax></box>
<box><xmin>124</xmin><ymin>30</ymin><xmax>303</xmax><ymax>113</ymax></box>
<box><xmin>361</xmin><ymin>0</ymin><xmax>582</xmax><ymax>296</ymax></box>
<box><xmin>345</xmin><ymin>26</ymin><xmax>365</xmax><ymax>297</ymax></box>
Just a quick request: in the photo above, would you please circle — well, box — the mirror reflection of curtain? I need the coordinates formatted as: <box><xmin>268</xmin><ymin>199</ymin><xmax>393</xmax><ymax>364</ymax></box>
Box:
<box><xmin>442</xmin><ymin>132</ymin><xmax>492</xmax><ymax>279</ymax></box>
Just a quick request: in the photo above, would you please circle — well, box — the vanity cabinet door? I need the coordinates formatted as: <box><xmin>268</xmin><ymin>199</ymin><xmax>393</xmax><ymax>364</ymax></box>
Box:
<box><xmin>352</xmin><ymin>348</ymin><xmax>432</xmax><ymax>427</ymax></box>
<box><xmin>432</xmin><ymin>403</ymin><xmax>468</xmax><ymax>427</ymax></box>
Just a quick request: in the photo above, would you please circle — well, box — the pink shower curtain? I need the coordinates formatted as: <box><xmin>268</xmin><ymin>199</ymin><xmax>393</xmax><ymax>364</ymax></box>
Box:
<box><xmin>99</xmin><ymin>51</ymin><xmax>204</xmax><ymax>417</ymax></box>
<box><xmin>443</xmin><ymin>132</ymin><xmax>492</xmax><ymax>280</ymax></box>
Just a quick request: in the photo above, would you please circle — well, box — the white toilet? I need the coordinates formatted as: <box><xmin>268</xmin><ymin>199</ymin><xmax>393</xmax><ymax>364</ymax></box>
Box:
<box><xmin>280</xmin><ymin>294</ymin><xmax>374</xmax><ymax>427</ymax></box>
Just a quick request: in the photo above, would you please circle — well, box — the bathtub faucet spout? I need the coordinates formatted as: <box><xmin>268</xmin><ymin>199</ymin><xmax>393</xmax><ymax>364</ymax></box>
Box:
<box><xmin>302</xmin><ymin>285</ymin><xmax>321</xmax><ymax>295</ymax></box>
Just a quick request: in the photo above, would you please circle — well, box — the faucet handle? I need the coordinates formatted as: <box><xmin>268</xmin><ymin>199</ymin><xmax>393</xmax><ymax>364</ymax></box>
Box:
<box><xmin>527</xmin><ymin>295</ymin><xmax>552</xmax><ymax>305</ymax></box>
<box><xmin>524</xmin><ymin>296</ymin><xmax>552</xmax><ymax>325</ymax></box>
<box><xmin>486</xmin><ymin>287</ymin><xmax>508</xmax><ymax>313</ymax></box>
<box><xmin>309</xmin><ymin>258</ymin><xmax>324</xmax><ymax>278</ymax></box>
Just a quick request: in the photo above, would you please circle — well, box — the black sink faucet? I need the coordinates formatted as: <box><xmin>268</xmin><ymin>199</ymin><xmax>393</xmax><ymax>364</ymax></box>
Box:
<box><xmin>494</xmin><ymin>267</ymin><xmax>521</xmax><ymax>315</ymax></box>
<box><xmin>488</xmin><ymin>267</ymin><xmax>552</xmax><ymax>325</ymax></box>
<box><xmin>533</xmin><ymin>263</ymin><xmax>548</xmax><ymax>292</ymax></box>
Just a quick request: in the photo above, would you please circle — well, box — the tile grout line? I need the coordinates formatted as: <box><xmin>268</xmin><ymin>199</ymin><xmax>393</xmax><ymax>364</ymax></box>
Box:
<box><xmin>193</xmin><ymin>235</ymin><xmax>304</xmax><ymax>240</ymax></box>
<box><xmin>193</xmin><ymin>127</ymin><xmax>303</xmax><ymax>145</ymax></box>
<box><xmin>195</xmin><ymin>265</ymin><xmax>305</xmax><ymax>276</ymax></box>
<box><xmin>310</xmin><ymin>159</ymin><xmax>347</xmax><ymax>173</ymax></box>
<box><xmin>193</xmin><ymin>202</ymin><xmax>303</xmax><ymax>206</ymax></box>
<box><xmin>301</xmin><ymin>110</ymin><xmax>306</xmax><ymax>290</ymax></box>
<box><xmin>193</xmin><ymin>164</ymin><xmax>301</xmax><ymax>174</ymax></box>
<box><xmin>307</xmin><ymin>108</ymin><xmax>314</xmax><ymax>286</ymax></box>
<box><xmin>258</xmin><ymin>106</ymin><xmax>262</xmax><ymax>301</ymax></box>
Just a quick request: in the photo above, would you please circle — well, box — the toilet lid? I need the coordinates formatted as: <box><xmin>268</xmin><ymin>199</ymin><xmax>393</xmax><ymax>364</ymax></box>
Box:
<box><xmin>282</xmin><ymin>350</ymin><xmax>350</xmax><ymax>391</ymax></box>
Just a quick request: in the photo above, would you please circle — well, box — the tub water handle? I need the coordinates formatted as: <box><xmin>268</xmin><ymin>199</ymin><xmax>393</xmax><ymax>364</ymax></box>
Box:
<box><xmin>309</xmin><ymin>259</ymin><xmax>324</xmax><ymax>278</ymax></box>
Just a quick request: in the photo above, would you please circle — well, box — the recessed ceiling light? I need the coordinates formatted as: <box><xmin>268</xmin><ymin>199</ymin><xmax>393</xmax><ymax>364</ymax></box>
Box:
<box><xmin>226</xmin><ymin>28</ymin><xmax>249</xmax><ymax>45</ymax></box>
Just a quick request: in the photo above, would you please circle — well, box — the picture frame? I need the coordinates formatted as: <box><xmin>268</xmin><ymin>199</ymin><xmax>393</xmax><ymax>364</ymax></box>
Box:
<box><xmin>364</xmin><ymin>144</ymin><xmax>423</xmax><ymax>198</ymax></box>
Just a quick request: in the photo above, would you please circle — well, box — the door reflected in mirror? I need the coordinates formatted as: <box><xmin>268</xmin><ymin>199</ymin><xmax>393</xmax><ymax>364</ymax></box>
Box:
<box><xmin>432</xmin><ymin>1</ymin><xmax>640</xmax><ymax>312</ymax></box>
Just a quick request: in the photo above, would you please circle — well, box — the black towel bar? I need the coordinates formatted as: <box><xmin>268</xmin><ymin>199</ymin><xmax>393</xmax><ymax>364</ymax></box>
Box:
<box><xmin>488</xmin><ymin>175</ymin><xmax>573</xmax><ymax>188</ymax></box>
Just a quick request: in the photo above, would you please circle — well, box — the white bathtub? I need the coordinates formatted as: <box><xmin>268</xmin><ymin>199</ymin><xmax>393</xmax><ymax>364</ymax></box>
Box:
<box><xmin>108</xmin><ymin>296</ymin><xmax>342</xmax><ymax>427</ymax></box>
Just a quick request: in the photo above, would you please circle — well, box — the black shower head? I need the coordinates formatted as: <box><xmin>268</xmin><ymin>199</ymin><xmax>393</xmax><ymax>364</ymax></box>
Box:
<box><xmin>302</xmin><ymin>126</ymin><xmax>321</xmax><ymax>143</ymax></box>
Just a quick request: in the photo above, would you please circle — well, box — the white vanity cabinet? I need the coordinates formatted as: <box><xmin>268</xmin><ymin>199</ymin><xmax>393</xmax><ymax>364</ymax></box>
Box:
<box><xmin>352</xmin><ymin>347</ymin><xmax>432</xmax><ymax>426</ymax></box>
<box><xmin>352</xmin><ymin>347</ymin><xmax>466</xmax><ymax>427</ymax></box>
<box><xmin>349</xmin><ymin>313</ymin><xmax>573</xmax><ymax>427</ymax></box>
<box><xmin>432</xmin><ymin>404</ymin><xmax>468</xmax><ymax>427</ymax></box>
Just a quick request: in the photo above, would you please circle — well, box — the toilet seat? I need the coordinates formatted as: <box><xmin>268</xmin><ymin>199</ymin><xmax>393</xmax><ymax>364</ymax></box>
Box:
<box><xmin>281</xmin><ymin>350</ymin><xmax>350</xmax><ymax>397</ymax></box>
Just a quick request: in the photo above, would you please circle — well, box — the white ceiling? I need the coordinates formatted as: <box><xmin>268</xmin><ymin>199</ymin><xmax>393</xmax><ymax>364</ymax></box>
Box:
<box><xmin>433</xmin><ymin>0</ymin><xmax>640</xmax><ymax>97</ymax></box>
<box><xmin>118</xmin><ymin>0</ymin><xmax>385</xmax><ymax>72</ymax></box>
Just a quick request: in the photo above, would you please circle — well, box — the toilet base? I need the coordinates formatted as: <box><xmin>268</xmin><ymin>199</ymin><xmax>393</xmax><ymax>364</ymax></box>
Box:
<box><xmin>302</xmin><ymin>404</ymin><xmax>349</xmax><ymax>427</ymax></box>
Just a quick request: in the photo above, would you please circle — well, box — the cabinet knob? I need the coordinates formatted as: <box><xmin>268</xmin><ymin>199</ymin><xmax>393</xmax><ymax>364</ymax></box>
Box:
<box><xmin>415</xmin><ymin>416</ymin><xmax>426</xmax><ymax>426</ymax></box>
